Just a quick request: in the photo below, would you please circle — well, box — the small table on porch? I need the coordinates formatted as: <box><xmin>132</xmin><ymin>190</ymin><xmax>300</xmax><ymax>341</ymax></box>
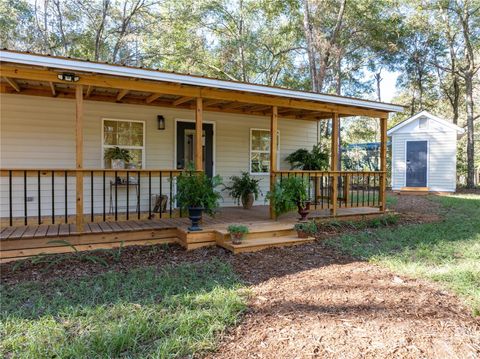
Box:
<box><xmin>109</xmin><ymin>181</ymin><xmax>140</xmax><ymax>214</ymax></box>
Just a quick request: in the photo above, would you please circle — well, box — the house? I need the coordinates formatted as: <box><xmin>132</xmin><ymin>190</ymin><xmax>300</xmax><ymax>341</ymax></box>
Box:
<box><xmin>387</xmin><ymin>110</ymin><xmax>465</xmax><ymax>192</ymax></box>
<box><xmin>0</xmin><ymin>49</ymin><xmax>403</xmax><ymax>260</ymax></box>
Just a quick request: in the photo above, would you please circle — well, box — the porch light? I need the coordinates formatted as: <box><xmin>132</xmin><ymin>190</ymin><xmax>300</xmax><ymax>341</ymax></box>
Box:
<box><xmin>157</xmin><ymin>115</ymin><xmax>165</xmax><ymax>130</ymax></box>
<box><xmin>57</xmin><ymin>72</ymin><xmax>79</xmax><ymax>82</ymax></box>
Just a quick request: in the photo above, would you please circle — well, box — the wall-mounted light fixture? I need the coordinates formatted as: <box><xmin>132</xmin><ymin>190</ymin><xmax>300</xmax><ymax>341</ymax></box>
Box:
<box><xmin>57</xmin><ymin>72</ymin><xmax>80</xmax><ymax>82</ymax></box>
<box><xmin>157</xmin><ymin>115</ymin><xmax>165</xmax><ymax>130</ymax></box>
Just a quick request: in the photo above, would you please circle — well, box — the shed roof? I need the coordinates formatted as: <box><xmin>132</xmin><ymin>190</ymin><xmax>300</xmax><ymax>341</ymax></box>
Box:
<box><xmin>387</xmin><ymin>110</ymin><xmax>465</xmax><ymax>136</ymax></box>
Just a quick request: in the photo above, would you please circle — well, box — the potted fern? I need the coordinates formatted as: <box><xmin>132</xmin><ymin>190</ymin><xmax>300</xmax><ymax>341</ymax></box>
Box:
<box><xmin>175</xmin><ymin>169</ymin><xmax>222</xmax><ymax>231</ymax></box>
<box><xmin>227</xmin><ymin>224</ymin><xmax>249</xmax><ymax>244</ymax></box>
<box><xmin>224</xmin><ymin>172</ymin><xmax>262</xmax><ymax>209</ymax></box>
<box><xmin>104</xmin><ymin>147</ymin><xmax>132</xmax><ymax>169</ymax></box>
<box><xmin>266</xmin><ymin>176</ymin><xmax>310</xmax><ymax>220</ymax></box>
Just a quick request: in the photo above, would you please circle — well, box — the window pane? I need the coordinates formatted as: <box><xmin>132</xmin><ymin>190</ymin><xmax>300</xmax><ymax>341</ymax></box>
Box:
<box><xmin>117</xmin><ymin>121</ymin><xmax>131</xmax><ymax>146</ymax></box>
<box><xmin>252</xmin><ymin>130</ymin><xmax>270</xmax><ymax>151</ymax></box>
<box><xmin>127</xmin><ymin>149</ymin><xmax>143</xmax><ymax>168</ymax></box>
<box><xmin>103</xmin><ymin>121</ymin><xmax>117</xmax><ymax>145</ymax></box>
<box><xmin>251</xmin><ymin>152</ymin><xmax>270</xmax><ymax>173</ymax></box>
<box><xmin>131</xmin><ymin>122</ymin><xmax>143</xmax><ymax>135</ymax></box>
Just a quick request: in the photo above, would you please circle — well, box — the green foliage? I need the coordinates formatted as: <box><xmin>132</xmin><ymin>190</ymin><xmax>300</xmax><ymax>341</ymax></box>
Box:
<box><xmin>224</xmin><ymin>172</ymin><xmax>262</xmax><ymax>205</ymax></box>
<box><xmin>293</xmin><ymin>221</ymin><xmax>317</xmax><ymax>235</ymax></box>
<box><xmin>1</xmin><ymin>259</ymin><xmax>247</xmax><ymax>358</ymax></box>
<box><xmin>175</xmin><ymin>169</ymin><xmax>223</xmax><ymax>216</ymax></box>
<box><xmin>285</xmin><ymin>145</ymin><xmax>329</xmax><ymax>171</ymax></box>
<box><xmin>227</xmin><ymin>224</ymin><xmax>249</xmax><ymax>235</ymax></box>
<box><xmin>103</xmin><ymin>147</ymin><xmax>132</xmax><ymax>162</ymax></box>
<box><xmin>266</xmin><ymin>176</ymin><xmax>310</xmax><ymax>219</ymax></box>
<box><xmin>326</xmin><ymin>194</ymin><xmax>480</xmax><ymax>315</ymax></box>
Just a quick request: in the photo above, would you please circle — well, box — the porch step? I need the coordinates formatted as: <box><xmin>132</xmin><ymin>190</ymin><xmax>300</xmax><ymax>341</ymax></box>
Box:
<box><xmin>399</xmin><ymin>187</ymin><xmax>430</xmax><ymax>195</ymax></box>
<box><xmin>217</xmin><ymin>235</ymin><xmax>314</xmax><ymax>254</ymax></box>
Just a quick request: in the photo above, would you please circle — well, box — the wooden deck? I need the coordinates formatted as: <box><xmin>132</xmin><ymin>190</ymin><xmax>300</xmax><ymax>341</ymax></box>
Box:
<box><xmin>0</xmin><ymin>206</ymin><xmax>382</xmax><ymax>262</ymax></box>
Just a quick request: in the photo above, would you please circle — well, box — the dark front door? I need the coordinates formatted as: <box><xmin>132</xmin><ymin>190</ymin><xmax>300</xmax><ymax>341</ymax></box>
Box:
<box><xmin>406</xmin><ymin>141</ymin><xmax>427</xmax><ymax>187</ymax></box>
<box><xmin>176</xmin><ymin>121</ymin><xmax>214</xmax><ymax>177</ymax></box>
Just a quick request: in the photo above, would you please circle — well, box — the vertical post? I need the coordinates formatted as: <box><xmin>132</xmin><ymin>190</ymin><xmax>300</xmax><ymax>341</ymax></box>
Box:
<box><xmin>379</xmin><ymin>116</ymin><xmax>388</xmax><ymax>211</ymax></box>
<box><xmin>330</xmin><ymin>112</ymin><xmax>339</xmax><ymax>216</ymax></box>
<box><xmin>75</xmin><ymin>85</ymin><xmax>84</xmax><ymax>231</ymax></box>
<box><xmin>269</xmin><ymin>106</ymin><xmax>278</xmax><ymax>219</ymax></box>
<box><xmin>195</xmin><ymin>97</ymin><xmax>203</xmax><ymax>172</ymax></box>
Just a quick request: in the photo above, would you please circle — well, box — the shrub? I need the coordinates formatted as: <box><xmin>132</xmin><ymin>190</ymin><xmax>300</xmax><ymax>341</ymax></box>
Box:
<box><xmin>227</xmin><ymin>224</ymin><xmax>249</xmax><ymax>235</ymax></box>
<box><xmin>294</xmin><ymin>221</ymin><xmax>317</xmax><ymax>235</ymax></box>
<box><xmin>266</xmin><ymin>177</ymin><xmax>310</xmax><ymax>219</ymax></box>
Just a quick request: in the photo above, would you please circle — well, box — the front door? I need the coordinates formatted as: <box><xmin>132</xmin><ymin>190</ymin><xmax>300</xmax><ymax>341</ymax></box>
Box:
<box><xmin>406</xmin><ymin>141</ymin><xmax>427</xmax><ymax>187</ymax></box>
<box><xmin>176</xmin><ymin>121</ymin><xmax>214</xmax><ymax>177</ymax></box>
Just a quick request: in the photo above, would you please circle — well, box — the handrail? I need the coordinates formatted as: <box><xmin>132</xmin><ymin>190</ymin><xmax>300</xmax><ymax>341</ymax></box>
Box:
<box><xmin>273</xmin><ymin>170</ymin><xmax>385</xmax><ymax>174</ymax></box>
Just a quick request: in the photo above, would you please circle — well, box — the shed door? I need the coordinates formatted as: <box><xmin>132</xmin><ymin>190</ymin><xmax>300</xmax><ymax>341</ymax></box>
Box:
<box><xmin>406</xmin><ymin>141</ymin><xmax>427</xmax><ymax>187</ymax></box>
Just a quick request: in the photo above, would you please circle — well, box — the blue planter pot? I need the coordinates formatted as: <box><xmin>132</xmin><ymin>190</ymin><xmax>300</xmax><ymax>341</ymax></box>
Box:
<box><xmin>188</xmin><ymin>207</ymin><xmax>204</xmax><ymax>231</ymax></box>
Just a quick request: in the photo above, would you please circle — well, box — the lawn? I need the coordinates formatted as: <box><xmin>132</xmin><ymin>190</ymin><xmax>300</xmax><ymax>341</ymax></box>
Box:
<box><xmin>326</xmin><ymin>194</ymin><xmax>480</xmax><ymax>315</ymax></box>
<box><xmin>1</xmin><ymin>259</ymin><xmax>247</xmax><ymax>358</ymax></box>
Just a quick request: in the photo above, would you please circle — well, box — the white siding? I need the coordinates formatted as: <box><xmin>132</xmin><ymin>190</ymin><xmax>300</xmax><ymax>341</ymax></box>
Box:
<box><xmin>0</xmin><ymin>94</ymin><xmax>318</xmax><ymax>218</ymax></box>
<box><xmin>390</xmin><ymin>116</ymin><xmax>458</xmax><ymax>192</ymax></box>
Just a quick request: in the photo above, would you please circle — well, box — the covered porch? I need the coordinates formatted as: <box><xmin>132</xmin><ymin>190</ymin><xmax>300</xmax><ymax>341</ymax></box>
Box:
<box><xmin>0</xmin><ymin>50</ymin><xmax>402</xmax><ymax>259</ymax></box>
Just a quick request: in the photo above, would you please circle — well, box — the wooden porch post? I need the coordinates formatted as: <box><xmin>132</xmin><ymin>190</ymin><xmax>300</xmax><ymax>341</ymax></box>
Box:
<box><xmin>195</xmin><ymin>97</ymin><xmax>203</xmax><ymax>172</ymax></box>
<box><xmin>75</xmin><ymin>85</ymin><xmax>84</xmax><ymax>232</ymax></box>
<box><xmin>330</xmin><ymin>112</ymin><xmax>340</xmax><ymax>216</ymax></box>
<box><xmin>269</xmin><ymin>106</ymin><xmax>278</xmax><ymax>219</ymax></box>
<box><xmin>379</xmin><ymin>116</ymin><xmax>388</xmax><ymax>211</ymax></box>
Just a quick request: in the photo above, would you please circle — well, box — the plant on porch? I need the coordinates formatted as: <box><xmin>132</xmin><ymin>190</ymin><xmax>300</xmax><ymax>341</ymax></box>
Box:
<box><xmin>224</xmin><ymin>172</ymin><xmax>262</xmax><ymax>209</ymax></box>
<box><xmin>227</xmin><ymin>224</ymin><xmax>249</xmax><ymax>244</ymax></box>
<box><xmin>175</xmin><ymin>169</ymin><xmax>223</xmax><ymax>231</ymax></box>
<box><xmin>285</xmin><ymin>144</ymin><xmax>329</xmax><ymax>170</ymax></box>
<box><xmin>266</xmin><ymin>177</ymin><xmax>310</xmax><ymax>220</ymax></box>
<box><xmin>104</xmin><ymin>146</ymin><xmax>132</xmax><ymax>169</ymax></box>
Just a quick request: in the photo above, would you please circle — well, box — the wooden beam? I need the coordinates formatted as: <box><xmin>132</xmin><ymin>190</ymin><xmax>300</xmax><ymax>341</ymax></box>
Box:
<box><xmin>75</xmin><ymin>85</ymin><xmax>84</xmax><ymax>232</ymax></box>
<box><xmin>379</xmin><ymin>117</ymin><xmax>388</xmax><ymax>211</ymax></box>
<box><xmin>116</xmin><ymin>89</ymin><xmax>129</xmax><ymax>101</ymax></box>
<box><xmin>203</xmin><ymin>99</ymin><xmax>225</xmax><ymax>107</ymax></box>
<box><xmin>3</xmin><ymin>77</ymin><xmax>20</xmax><ymax>92</ymax></box>
<box><xmin>172</xmin><ymin>96</ymin><xmax>193</xmax><ymax>106</ymax></box>
<box><xmin>145</xmin><ymin>92</ymin><xmax>164</xmax><ymax>104</ymax></box>
<box><xmin>330</xmin><ymin>113</ymin><xmax>340</xmax><ymax>216</ymax></box>
<box><xmin>85</xmin><ymin>85</ymin><xmax>94</xmax><ymax>98</ymax></box>
<box><xmin>221</xmin><ymin>102</ymin><xmax>250</xmax><ymax>110</ymax></box>
<box><xmin>270</xmin><ymin>106</ymin><xmax>278</xmax><ymax>219</ymax></box>
<box><xmin>49</xmin><ymin>82</ymin><xmax>56</xmax><ymax>97</ymax></box>
<box><xmin>195</xmin><ymin>98</ymin><xmax>203</xmax><ymax>172</ymax></box>
<box><xmin>0</xmin><ymin>65</ymin><xmax>391</xmax><ymax>117</ymax></box>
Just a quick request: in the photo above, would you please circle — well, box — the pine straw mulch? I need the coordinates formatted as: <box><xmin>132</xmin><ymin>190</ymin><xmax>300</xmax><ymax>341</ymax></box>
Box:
<box><xmin>1</xmin><ymin>194</ymin><xmax>479</xmax><ymax>358</ymax></box>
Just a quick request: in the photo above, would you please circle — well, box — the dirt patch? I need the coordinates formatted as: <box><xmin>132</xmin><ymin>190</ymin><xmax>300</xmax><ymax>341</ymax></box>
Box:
<box><xmin>388</xmin><ymin>192</ymin><xmax>443</xmax><ymax>223</ymax></box>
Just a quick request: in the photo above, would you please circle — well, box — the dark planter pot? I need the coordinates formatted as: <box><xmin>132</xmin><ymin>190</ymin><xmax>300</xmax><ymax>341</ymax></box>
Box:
<box><xmin>188</xmin><ymin>206</ymin><xmax>203</xmax><ymax>231</ymax></box>
<box><xmin>297</xmin><ymin>201</ymin><xmax>311</xmax><ymax>221</ymax></box>
<box><xmin>296</xmin><ymin>230</ymin><xmax>309</xmax><ymax>239</ymax></box>
<box><xmin>241</xmin><ymin>192</ymin><xmax>255</xmax><ymax>209</ymax></box>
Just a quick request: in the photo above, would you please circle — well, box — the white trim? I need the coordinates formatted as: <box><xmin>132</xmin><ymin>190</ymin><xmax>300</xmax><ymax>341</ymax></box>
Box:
<box><xmin>1</xmin><ymin>50</ymin><xmax>404</xmax><ymax>113</ymax></box>
<box><xmin>388</xmin><ymin>110</ymin><xmax>465</xmax><ymax>136</ymax></box>
<box><xmin>249</xmin><ymin>128</ymin><xmax>280</xmax><ymax>175</ymax></box>
<box><xmin>404</xmin><ymin>139</ymin><xmax>429</xmax><ymax>188</ymax></box>
<box><xmin>173</xmin><ymin>118</ymin><xmax>216</xmax><ymax>176</ymax></box>
<box><xmin>101</xmin><ymin>118</ymin><xmax>146</xmax><ymax>169</ymax></box>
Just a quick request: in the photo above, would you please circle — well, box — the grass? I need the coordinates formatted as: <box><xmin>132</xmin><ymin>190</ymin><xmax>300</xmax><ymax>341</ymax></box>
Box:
<box><xmin>1</xmin><ymin>259</ymin><xmax>247</xmax><ymax>358</ymax></box>
<box><xmin>326</xmin><ymin>194</ymin><xmax>480</xmax><ymax>315</ymax></box>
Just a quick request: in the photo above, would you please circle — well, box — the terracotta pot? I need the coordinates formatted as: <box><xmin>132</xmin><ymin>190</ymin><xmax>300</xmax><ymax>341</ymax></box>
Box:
<box><xmin>241</xmin><ymin>192</ymin><xmax>255</xmax><ymax>209</ymax></box>
<box><xmin>188</xmin><ymin>207</ymin><xmax>203</xmax><ymax>231</ymax></box>
<box><xmin>296</xmin><ymin>230</ymin><xmax>309</xmax><ymax>239</ymax></box>
<box><xmin>230</xmin><ymin>232</ymin><xmax>244</xmax><ymax>244</ymax></box>
<box><xmin>297</xmin><ymin>201</ymin><xmax>311</xmax><ymax>221</ymax></box>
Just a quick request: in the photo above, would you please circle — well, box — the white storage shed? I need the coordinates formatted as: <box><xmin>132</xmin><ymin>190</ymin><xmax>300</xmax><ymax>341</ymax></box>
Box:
<box><xmin>388</xmin><ymin>110</ymin><xmax>465</xmax><ymax>192</ymax></box>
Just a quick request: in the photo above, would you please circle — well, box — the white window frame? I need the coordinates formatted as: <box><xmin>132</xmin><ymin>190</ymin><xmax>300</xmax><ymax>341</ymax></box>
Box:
<box><xmin>101</xmin><ymin>118</ymin><xmax>146</xmax><ymax>169</ymax></box>
<box><xmin>249</xmin><ymin>128</ymin><xmax>280</xmax><ymax>175</ymax></box>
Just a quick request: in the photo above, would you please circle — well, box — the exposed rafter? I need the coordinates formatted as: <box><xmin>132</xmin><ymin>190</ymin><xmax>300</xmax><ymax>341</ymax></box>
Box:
<box><xmin>221</xmin><ymin>102</ymin><xmax>250</xmax><ymax>110</ymax></box>
<box><xmin>203</xmin><ymin>99</ymin><xmax>225</xmax><ymax>107</ymax></box>
<box><xmin>86</xmin><ymin>85</ymin><xmax>94</xmax><ymax>98</ymax></box>
<box><xmin>145</xmin><ymin>92</ymin><xmax>164</xmax><ymax>104</ymax></box>
<box><xmin>3</xmin><ymin>77</ymin><xmax>20</xmax><ymax>92</ymax></box>
<box><xmin>172</xmin><ymin>96</ymin><xmax>193</xmax><ymax>106</ymax></box>
<box><xmin>116</xmin><ymin>89</ymin><xmax>129</xmax><ymax>101</ymax></box>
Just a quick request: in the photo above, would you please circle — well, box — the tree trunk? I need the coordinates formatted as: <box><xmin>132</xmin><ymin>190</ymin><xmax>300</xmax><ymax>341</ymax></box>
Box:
<box><xmin>465</xmin><ymin>71</ymin><xmax>475</xmax><ymax>188</ymax></box>
<box><xmin>303</xmin><ymin>0</ymin><xmax>318</xmax><ymax>92</ymax></box>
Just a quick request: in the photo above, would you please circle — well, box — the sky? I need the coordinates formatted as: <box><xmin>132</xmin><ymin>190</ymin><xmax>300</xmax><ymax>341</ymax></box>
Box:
<box><xmin>379</xmin><ymin>71</ymin><xmax>400</xmax><ymax>103</ymax></box>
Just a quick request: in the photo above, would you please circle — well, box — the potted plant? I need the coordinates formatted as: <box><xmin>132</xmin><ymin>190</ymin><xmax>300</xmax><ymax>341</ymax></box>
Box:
<box><xmin>175</xmin><ymin>169</ymin><xmax>222</xmax><ymax>231</ymax></box>
<box><xmin>224</xmin><ymin>172</ymin><xmax>262</xmax><ymax>209</ymax></box>
<box><xmin>293</xmin><ymin>221</ymin><xmax>317</xmax><ymax>238</ymax></box>
<box><xmin>266</xmin><ymin>176</ymin><xmax>310</xmax><ymax>220</ymax></box>
<box><xmin>227</xmin><ymin>224</ymin><xmax>249</xmax><ymax>244</ymax></box>
<box><xmin>104</xmin><ymin>147</ymin><xmax>132</xmax><ymax>169</ymax></box>
<box><xmin>285</xmin><ymin>145</ymin><xmax>329</xmax><ymax>170</ymax></box>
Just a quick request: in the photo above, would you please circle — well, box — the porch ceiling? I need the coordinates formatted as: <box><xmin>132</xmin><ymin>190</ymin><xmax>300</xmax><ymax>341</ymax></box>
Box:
<box><xmin>0</xmin><ymin>50</ymin><xmax>404</xmax><ymax>120</ymax></box>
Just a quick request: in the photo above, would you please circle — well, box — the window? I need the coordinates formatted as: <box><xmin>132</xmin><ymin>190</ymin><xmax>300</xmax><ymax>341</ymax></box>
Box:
<box><xmin>102</xmin><ymin>119</ymin><xmax>145</xmax><ymax>168</ymax></box>
<box><xmin>250</xmin><ymin>129</ymin><xmax>280</xmax><ymax>174</ymax></box>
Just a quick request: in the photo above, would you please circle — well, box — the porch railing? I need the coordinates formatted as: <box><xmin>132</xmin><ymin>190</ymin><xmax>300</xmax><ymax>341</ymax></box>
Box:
<box><xmin>272</xmin><ymin>170</ymin><xmax>385</xmax><ymax>210</ymax></box>
<box><xmin>0</xmin><ymin>168</ymin><xmax>185</xmax><ymax>227</ymax></box>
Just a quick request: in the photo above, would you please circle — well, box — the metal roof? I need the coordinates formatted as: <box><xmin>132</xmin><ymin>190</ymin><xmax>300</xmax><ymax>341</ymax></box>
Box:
<box><xmin>0</xmin><ymin>49</ymin><xmax>404</xmax><ymax>113</ymax></box>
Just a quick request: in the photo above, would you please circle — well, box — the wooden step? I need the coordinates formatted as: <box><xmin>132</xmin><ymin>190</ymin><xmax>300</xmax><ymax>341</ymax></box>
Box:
<box><xmin>217</xmin><ymin>235</ymin><xmax>314</xmax><ymax>254</ymax></box>
<box><xmin>400</xmin><ymin>187</ymin><xmax>429</xmax><ymax>192</ymax></box>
